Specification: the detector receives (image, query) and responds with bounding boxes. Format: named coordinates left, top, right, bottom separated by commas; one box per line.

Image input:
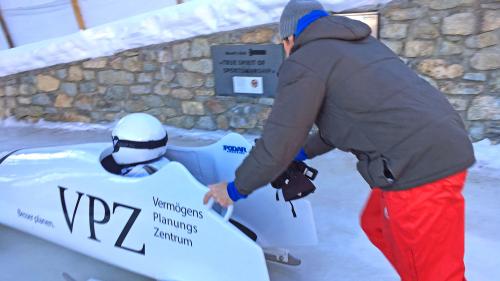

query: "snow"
left=0, top=0, right=390, bottom=77
left=0, top=121, right=499, bottom=281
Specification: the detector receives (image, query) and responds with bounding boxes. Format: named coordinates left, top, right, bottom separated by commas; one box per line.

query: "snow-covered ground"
left=0, top=120, right=499, bottom=281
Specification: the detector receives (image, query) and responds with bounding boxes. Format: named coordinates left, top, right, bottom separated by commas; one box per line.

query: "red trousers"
left=360, top=171, right=467, bottom=281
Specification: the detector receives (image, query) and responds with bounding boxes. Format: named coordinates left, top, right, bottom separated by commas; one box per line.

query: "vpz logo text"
left=58, top=186, right=145, bottom=255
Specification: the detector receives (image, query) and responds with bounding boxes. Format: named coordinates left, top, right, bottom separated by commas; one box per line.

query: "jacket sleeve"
left=234, top=59, right=326, bottom=195
left=304, top=131, right=336, bottom=159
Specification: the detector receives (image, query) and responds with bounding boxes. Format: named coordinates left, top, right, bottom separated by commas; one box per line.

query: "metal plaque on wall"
left=211, top=44, right=284, bottom=97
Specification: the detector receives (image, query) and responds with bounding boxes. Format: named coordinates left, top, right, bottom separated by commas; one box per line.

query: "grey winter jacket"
left=234, top=16, right=475, bottom=195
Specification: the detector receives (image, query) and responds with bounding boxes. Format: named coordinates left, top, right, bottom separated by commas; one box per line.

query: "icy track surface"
left=0, top=120, right=499, bottom=281
left=0, top=0, right=391, bottom=77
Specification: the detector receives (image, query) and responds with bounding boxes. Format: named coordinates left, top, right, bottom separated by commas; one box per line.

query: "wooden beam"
left=71, top=0, right=86, bottom=30
left=0, top=6, right=14, bottom=48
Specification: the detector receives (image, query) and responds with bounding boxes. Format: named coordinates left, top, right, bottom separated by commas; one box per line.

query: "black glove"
left=271, top=161, right=318, bottom=202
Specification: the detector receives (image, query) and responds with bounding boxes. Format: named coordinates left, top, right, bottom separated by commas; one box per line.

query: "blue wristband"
left=227, top=181, right=248, bottom=202
left=294, top=148, right=309, bottom=162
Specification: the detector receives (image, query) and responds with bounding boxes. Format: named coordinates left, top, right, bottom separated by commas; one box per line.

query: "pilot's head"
left=111, top=113, right=168, bottom=166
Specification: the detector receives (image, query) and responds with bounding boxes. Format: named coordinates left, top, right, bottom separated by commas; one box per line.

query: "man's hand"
left=203, top=182, right=234, bottom=208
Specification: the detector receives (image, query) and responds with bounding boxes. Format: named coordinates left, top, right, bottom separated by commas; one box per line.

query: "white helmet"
left=111, top=113, right=168, bottom=165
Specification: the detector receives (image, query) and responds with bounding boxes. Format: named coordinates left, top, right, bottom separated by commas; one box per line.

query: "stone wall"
left=0, top=0, right=499, bottom=141
left=379, top=0, right=500, bottom=141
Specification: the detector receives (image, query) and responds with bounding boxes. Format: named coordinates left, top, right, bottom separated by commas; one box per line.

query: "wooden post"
left=71, top=0, right=86, bottom=30
left=0, top=6, right=14, bottom=48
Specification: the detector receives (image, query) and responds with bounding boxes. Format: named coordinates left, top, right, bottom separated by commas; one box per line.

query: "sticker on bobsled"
left=223, top=145, right=247, bottom=154
left=152, top=196, right=205, bottom=248
left=59, top=186, right=146, bottom=255
left=17, top=208, right=55, bottom=228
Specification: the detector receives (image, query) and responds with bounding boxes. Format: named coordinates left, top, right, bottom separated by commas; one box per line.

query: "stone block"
left=123, top=56, right=144, bottom=72
left=182, top=59, right=213, bottom=74
left=468, top=96, right=500, bottom=120
left=17, top=97, right=31, bottom=105
left=172, top=42, right=191, bottom=61
left=171, top=89, right=193, bottom=100
left=191, top=38, right=211, bottom=58
left=60, top=83, right=78, bottom=96
left=138, top=73, right=154, bottom=83
left=153, top=81, right=171, bottom=96
left=470, top=49, right=500, bottom=70
left=440, top=82, right=484, bottom=95
left=205, top=99, right=235, bottom=114
left=404, top=40, right=435, bottom=57
left=157, top=67, right=176, bottom=82
left=228, top=105, right=261, bottom=129
left=176, top=72, right=205, bottom=88
left=442, top=13, right=476, bottom=35
left=130, top=85, right=151, bottom=95
left=166, top=116, right=196, bottom=129
left=97, top=70, right=134, bottom=85
left=36, top=75, right=60, bottom=92
left=143, top=95, right=165, bottom=108
left=417, top=59, right=464, bottom=79
left=216, top=115, right=229, bottom=130
left=62, top=111, right=91, bottom=123
left=381, top=23, right=408, bottom=39
left=182, top=101, right=205, bottom=115
left=74, top=96, right=94, bottom=111
left=196, top=116, right=217, bottom=130
left=19, top=84, right=36, bottom=96
left=68, top=66, right=84, bottom=82
left=482, top=10, right=500, bottom=32
left=83, top=71, right=96, bottom=81
left=195, top=89, right=215, bottom=96
left=56, top=69, right=67, bottom=79
left=240, top=28, right=275, bottom=43
left=438, top=41, right=464, bottom=55
left=54, top=94, right=73, bottom=108
left=32, top=94, right=52, bottom=105
left=158, top=49, right=173, bottom=63
left=385, top=7, right=426, bottom=20
left=83, top=58, right=108, bottom=69
left=465, top=31, right=499, bottom=49
left=79, top=82, right=98, bottom=93
left=463, top=73, right=487, bottom=82
left=429, top=0, right=475, bottom=10
left=412, top=21, right=439, bottom=39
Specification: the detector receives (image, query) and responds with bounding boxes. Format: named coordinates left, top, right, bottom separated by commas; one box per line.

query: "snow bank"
left=0, top=0, right=390, bottom=77
left=471, top=139, right=500, bottom=173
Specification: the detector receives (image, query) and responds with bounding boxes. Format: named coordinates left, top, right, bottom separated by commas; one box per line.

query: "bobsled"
left=0, top=133, right=317, bottom=281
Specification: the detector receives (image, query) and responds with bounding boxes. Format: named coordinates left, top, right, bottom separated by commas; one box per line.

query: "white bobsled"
left=0, top=133, right=317, bottom=281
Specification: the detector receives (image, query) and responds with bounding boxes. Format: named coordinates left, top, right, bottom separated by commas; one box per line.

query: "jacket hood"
left=293, top=15, right=372, bottom=51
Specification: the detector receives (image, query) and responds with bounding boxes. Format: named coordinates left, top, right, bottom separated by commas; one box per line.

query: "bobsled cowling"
left=0, top=133, right=317, bottom=281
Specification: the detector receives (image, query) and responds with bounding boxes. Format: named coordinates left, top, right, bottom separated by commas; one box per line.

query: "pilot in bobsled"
left=0, top=113, right=319, bottom=281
